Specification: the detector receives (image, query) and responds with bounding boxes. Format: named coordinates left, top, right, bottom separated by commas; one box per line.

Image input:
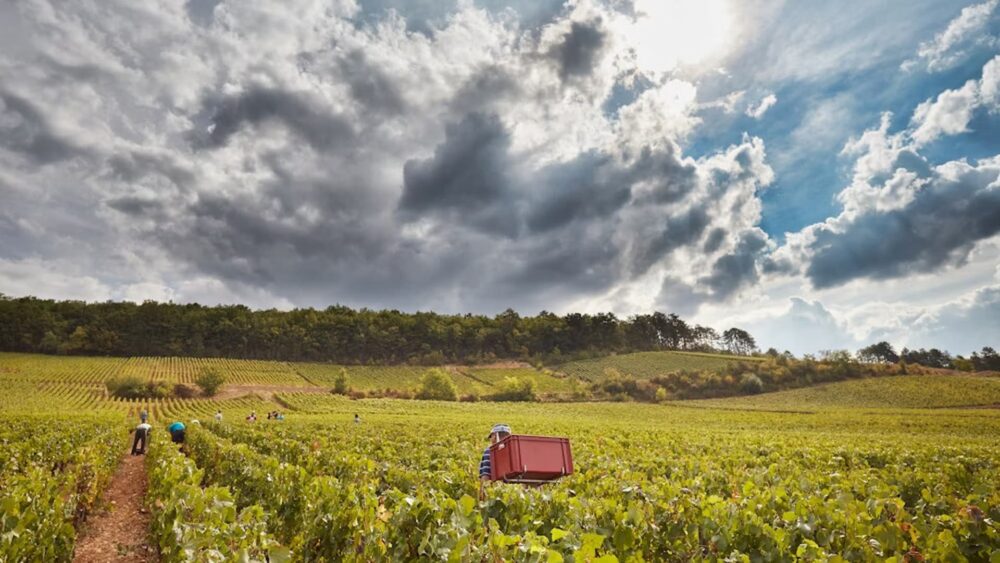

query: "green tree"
left=490, top=377, right=537, bottom=402
left=722, top=328, right=757, bottom=356
left=857, top=341, right=899, bottom=364
left=195, top=367, right=226, bottom=397
left=332, top=368, right=349, bottom=395
left=416, top=368, right=458, bottom=401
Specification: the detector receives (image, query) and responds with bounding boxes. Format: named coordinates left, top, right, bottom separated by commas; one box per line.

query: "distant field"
left=0, top=353, right=125, bottom=384
left=460, top=367, right=579, bottom=393
left=293, top=364, right=475, bottom=393
left=554, top=350, right=759, bottom=380
left=687, top=374, right=1000, bottom=410
left=0, top=352, right=311, bottom=386
left=294, top=363, right=576, bottom=395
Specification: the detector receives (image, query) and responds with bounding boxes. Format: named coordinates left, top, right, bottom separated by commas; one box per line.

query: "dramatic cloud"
left=0, top=0, right=997, bottom=354
left=0, top=92, right=81, bottom=164
left=776, top=126, right=1000, bottom=289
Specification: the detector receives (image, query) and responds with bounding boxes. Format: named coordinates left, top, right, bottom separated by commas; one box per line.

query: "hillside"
left=553, top=350, right=759, bottom=380
left=686, top=374, right=1000, bottom=410
left=0, top=352, right=577, bottom=398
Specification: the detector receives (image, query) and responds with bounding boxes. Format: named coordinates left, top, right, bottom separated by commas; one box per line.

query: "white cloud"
left=745, top=93, right=777, bottom=119
left=903, top=0, right=998, bottom=72
left=910, top=79, right=980, bottom=145
left=908, top=54, right=1000, bottom=146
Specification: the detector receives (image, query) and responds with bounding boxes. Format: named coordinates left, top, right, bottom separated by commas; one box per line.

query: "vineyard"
left=0, top=352, right=311, bottom=386
left=554, top=351, right=761, bottom=381
left=294, top=362, right=577, bottom=396
left=688, top=374, right=1000, bottom=410
left=2, top=353, right=1000, bottom=561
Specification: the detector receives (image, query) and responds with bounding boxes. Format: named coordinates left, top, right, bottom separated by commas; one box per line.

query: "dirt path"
left=73, top=452, right=158, bottom=563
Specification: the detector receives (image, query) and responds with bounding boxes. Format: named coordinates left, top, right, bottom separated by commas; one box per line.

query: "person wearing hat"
left=479, top=423, right=512, bottom=499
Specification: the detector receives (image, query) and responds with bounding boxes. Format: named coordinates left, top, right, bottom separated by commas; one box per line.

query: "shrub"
left=739, top=373, right=764, bottom=395
left=655, top=387, right=669, bottom=402
left=195, top=367, right=226, bottom=397
left=106, top=376, right=174, bottom=399
left=332, top=368, right=349, bottom=395
left=489, top=377, right=537, bottom=402
left=415, top=368, right=458, bottom=401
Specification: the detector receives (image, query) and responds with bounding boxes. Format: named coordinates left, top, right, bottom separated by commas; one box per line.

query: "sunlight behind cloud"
left=628, top=0, right=734, bottom=73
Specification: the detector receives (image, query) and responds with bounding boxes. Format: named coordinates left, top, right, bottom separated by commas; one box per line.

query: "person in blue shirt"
left=479, top=423, right=512, bottom=499
left=168, top=421, right=186, bottom=444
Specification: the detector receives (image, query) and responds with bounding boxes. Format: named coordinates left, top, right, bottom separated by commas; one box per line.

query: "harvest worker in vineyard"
left=131, top=419, right=151, bottom=455
left=479, top=423, right=512, bottom=499
left=168, top=420, right=186, bottom=444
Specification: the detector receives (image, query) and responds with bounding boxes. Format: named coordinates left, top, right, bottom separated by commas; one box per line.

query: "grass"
left=685, top=374, right=1000, bottom=410
left=553, top=350, right=760, bottom=381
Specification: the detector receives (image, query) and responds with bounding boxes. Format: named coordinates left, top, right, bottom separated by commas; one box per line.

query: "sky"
left=0, top=0, right=998, bottom=355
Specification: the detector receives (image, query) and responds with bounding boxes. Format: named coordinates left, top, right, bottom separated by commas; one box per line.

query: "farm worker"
left=139, top=409, right=148, bottom=423
left=168, top=421, right=186, bottom=444
left=214, top=410, right=223, bottom=422
left=247, top=411, right=257, bottom=423
left=131, top=421, right=152, bottom=455
left=276, top=412, right=285, bottom=421
left=354, top=413, right=361, bottom=424
left=479, top=423, right=512, bottom=499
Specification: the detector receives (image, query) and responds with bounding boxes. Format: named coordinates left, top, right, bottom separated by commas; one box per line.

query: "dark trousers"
left=170, top=429, right=185, bottom=444
left=131, top=428, right=148, bottom=455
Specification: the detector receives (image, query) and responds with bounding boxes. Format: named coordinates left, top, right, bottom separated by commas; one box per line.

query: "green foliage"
left=0, top=296, right=730, bottom=363
left=195, top=367, right=227, bottom=397
left=180, top=399, right=1000, bottom=561
left=0, top=415, right=122, bottom=562
left=146, top=433, right=279, bottom=561
left=488, top=376, right=538, bottom=402
left=105, top=375, right=174, bottom=399
left=416, top=368, right=459, bottom=401
left=332, top=368, right=349, bottom=395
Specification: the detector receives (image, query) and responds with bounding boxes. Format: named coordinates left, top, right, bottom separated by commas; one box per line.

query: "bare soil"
left=73, top=453, right=158, bottom=563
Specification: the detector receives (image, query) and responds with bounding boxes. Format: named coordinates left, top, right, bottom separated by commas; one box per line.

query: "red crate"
left=489, top=435, right=573, bottom=484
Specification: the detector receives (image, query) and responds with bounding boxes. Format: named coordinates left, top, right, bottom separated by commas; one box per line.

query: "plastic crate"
left=489, top=434, right=573, bottom=484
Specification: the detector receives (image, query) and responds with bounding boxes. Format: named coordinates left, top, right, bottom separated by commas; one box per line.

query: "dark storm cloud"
left=0, top=91, right=79, bottom=164
left=399, top=113, right=520, bottom=236
left=526, top=151, right=632, bottom=233
left=550, top=20, right=607, bottom=81
left=805, top=162, right=1000, bottom=288
left=631, top=146, right=699, bottom=204
left=631, top=207, right=711, bottom=276
left=700, top=230, right=769, bottom=299
left=190, top=87, right=355, bottom=150
left=703, top=228, right=727, bottom=253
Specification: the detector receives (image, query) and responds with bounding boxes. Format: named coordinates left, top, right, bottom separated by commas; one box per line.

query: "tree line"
left=856, top=341, right=999, bottom=371
left=0, top=294, right=758, bottom=364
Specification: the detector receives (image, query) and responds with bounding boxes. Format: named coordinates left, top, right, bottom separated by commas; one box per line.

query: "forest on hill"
left=0, top=294, right=752, bottom=364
